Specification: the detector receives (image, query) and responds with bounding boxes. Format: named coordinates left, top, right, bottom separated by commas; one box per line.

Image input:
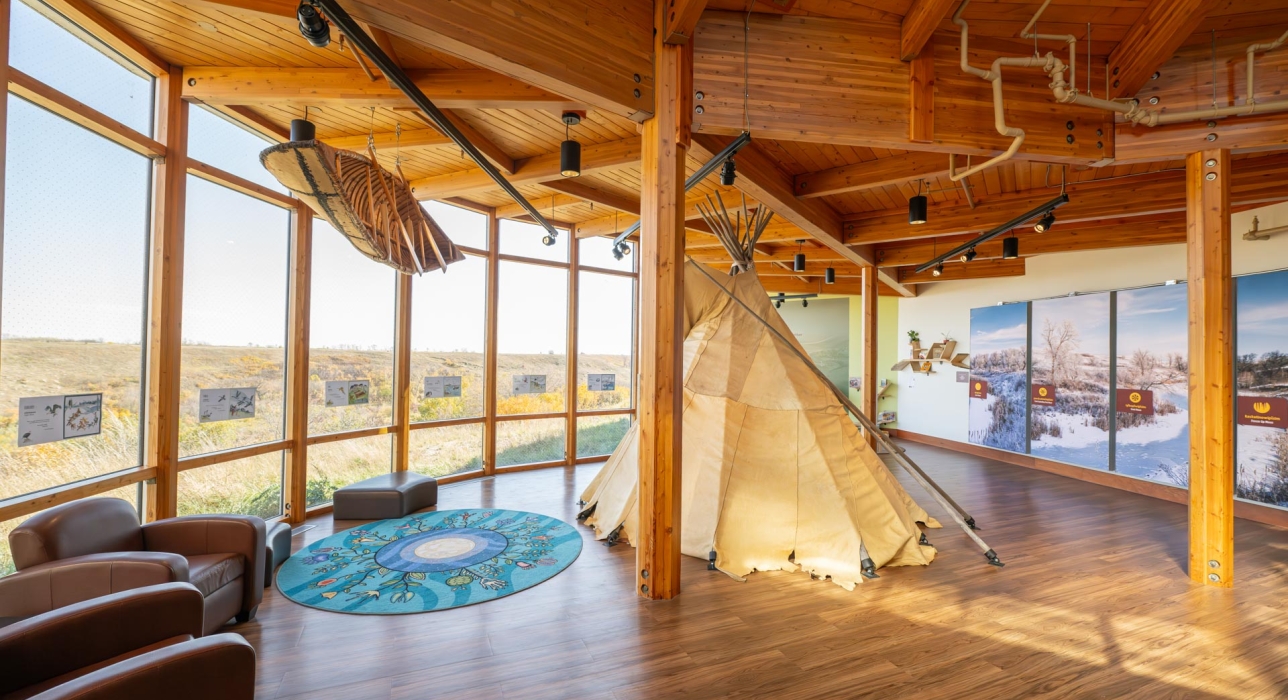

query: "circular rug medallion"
left=276, top=509, right=582, bottom=614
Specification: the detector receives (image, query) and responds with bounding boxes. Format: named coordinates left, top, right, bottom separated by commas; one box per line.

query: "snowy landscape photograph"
left=1236, top=269, right=1288, bottom=509
left=1030, top=294, right=1111, bottom=470
left=1115, top=284, right=1189, bottom=486
left=968, top=303, right=1028, bottom=453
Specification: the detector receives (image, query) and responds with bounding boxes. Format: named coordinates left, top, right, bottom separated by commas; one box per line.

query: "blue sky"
left=1033, top=293, right=1110, bottom=357
left=1237, top=269, right=1288, bottom=358
left=4, top=1, right=633, bottom=357
left=1118, top=283, right=1188, bottom=358
left=970, top=303, right=1027, bottom=354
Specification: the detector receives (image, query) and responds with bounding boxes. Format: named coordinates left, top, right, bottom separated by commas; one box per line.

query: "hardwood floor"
left=233, top=442, right=1288, bottom=699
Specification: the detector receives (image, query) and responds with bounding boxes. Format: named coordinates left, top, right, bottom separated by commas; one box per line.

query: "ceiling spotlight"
left=1034, top=212, right=1056, bottom=233
left=794, top=240, right=806, bottom=272
left=720, top=158, right=737, bottom=186
left=560, top=112, right=582, bottom=177
left=296, top=3, right=331, bottom=47
left=909, top=180, right=928, bottom=225
left=960, top=248, right=977, bottom=263
left=802, top=299, right=809, bottom=308
left=932, top=263, right=944, bottom=277
left=541, top=234, right=556, bottom=246
left=825, top=267, right=836, bottom=284
left=1002, top=236, right=1020, bottom=259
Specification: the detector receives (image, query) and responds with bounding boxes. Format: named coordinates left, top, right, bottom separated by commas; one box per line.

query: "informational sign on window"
left=512, top=375, right=547, bottom=394
left=1115, top=388, right=1154, bottom=415
left=1031, top=383, right=1056, bottom=407
left=587, top=374, right=616, bottom=392
left=1237, top=395, right=1288, bottom=428
left=18, top=393, right=103, bottom=446
left=424, top=376, right=462, bottom=399
left=969, top=379, right=989, bottom=399
left=325, top=380, right=371, bottom=407
left=200, top=387, right=257, bottom=423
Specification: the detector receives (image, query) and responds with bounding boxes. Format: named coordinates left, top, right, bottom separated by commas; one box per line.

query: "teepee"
left=579, top=249, right=945, bottom=589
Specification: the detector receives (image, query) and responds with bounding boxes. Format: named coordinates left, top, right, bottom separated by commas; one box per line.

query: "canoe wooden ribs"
left=260, top=139, right=465, bottom=275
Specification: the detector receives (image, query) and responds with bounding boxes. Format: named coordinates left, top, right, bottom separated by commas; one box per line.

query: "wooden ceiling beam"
left=324, top=128, right=450, bottom=150
left=662, top=0, right=709, bottom=45
left=900, top=0, right=956, bottom=61
left=175, top=0, right=654, bottom=120
left=759, top=276, right=905, bottom=298
left=540, top=179, right=641, bottom=215
left=409, top=137, right=641, bottom=199
left=8, top=69, right=164, bottom=158
left=217, top=106, right=289, bottom=141
left=845, top=152, right=1288, bottom=245
left=36, top=0, right=169, bottom=76
left=897, top=258, right=1026, bottom=283
left=181, top=67, right=582, bottom=111
left=1106, top=0, right=1220, bottom=100
left=794, top=151, right=948, bottom=199
left=756, top=261, right=866, bottom=278
left=572, top=188, right=765, bottom=237
left=874, top=214, right=1190, bottom=268
left=1116, top=111, right=1288, bottom=164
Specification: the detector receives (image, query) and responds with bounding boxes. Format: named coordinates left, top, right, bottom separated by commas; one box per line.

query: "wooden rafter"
left=794, top=151, right=947, bottom=199
left=1106, top=0, right=1220, bottom=100
left=410, top=138, right=641, bottom=199
left=900, top=0, right=955, bottom=61
left=897, top=258, right=1026, bottom=283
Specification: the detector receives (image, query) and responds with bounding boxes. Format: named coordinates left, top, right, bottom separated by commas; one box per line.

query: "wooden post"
left=143, top=68, right=187, bottom=521
left=636, top=4, right=689, bottom=601
left=393, top=272, right=413, bottom=471
left=566, top=226, right=580, bottom=464
left=1186, top=148, right=1234, bottom=589
left=0, top=0, right=9, bottom=341
left=483, top=208, right=500, bottom=475
left=861, top=265, right=879, bottom=447
left=908, top=38, right=934, bottom=144
left=283, top=203, right=312, bottom=524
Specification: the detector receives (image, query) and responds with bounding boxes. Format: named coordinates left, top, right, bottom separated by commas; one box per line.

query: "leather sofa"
left=0, top=582, right=255, bottom=699
left=1, top=498, right=265, bottom=635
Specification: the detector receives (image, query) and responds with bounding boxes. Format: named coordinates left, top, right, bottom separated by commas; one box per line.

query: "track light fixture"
left=802, top=299, right=809, bottom=308
left=774, top=293, right=786, bottom=309
left=794, top=240, right=806, bottom=272
left=960, top=248, right=977, bottom=263
left=932, top=263, right=944, bottom=277
left=1002, top=236, right=1020, bottom=259
left=909, top=180, right=928, bottom=225
left=560, top=112, right=582, bottom=178
left=720, top=158, right=737, bottom=186
left=825, top=267, right=836, bottom=284
left=296, top=3, right=331, bottom=47
left=1034, top=212, right=1056, bottom=233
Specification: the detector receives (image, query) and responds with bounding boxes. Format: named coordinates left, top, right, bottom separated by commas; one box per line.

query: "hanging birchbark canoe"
left=260, top=138, right=465, bottom=275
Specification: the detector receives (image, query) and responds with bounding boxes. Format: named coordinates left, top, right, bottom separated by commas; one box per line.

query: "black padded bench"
left=332, top=472, right=439, bottom=521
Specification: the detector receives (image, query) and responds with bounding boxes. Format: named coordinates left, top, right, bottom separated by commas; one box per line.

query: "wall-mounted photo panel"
left=199, top=387, right=257, bottom=423
left=1236, top=269, right=1288, bottom=508
left=1030, top=294, right=1111, bottom=469
left=587, top=374, right=616, bottom=392
left=512, top=374, right=547, bottom=395
left=1114, top=284, right=1189, bottom=486
left=424, top=376, right=463, bottom=399
left=967, top=303, right=1029, bottom=453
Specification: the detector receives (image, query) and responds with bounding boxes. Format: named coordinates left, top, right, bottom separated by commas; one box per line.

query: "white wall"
left=894, top=201, right=1288, bottom=442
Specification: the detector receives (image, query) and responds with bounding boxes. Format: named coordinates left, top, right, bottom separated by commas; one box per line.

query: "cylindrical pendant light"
left=825, top=267, right=836, bottom=284
left=290, top=117, right=316, bottom=141
left=1002, top=236, right=1020, bottom=259
left=909, top=180, right=928, bottom=225
left=560, top=112, right=581, bottom=177
left=793, top=239, right=806, bottom=272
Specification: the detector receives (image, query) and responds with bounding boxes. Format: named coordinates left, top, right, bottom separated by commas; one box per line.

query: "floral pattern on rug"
left=276, top=509, right=583, bottom=614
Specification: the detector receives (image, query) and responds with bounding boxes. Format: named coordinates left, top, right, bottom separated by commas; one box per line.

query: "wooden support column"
left=908, top=39, right=934, bottom=144
left=861, top=266, right=879, bottom=446
left=636, top=6, right=689, bottom=601
left=1186, top=148, right=1234, bottom=588
left=283, top=203, right=312, bottom=524
left=483, top=209, right=501, bottom=475
left=566, top=228, right=580, bottom=465
left=143, top=68, right=187, bottom=521
left=393, top=272, right=413, bottom=471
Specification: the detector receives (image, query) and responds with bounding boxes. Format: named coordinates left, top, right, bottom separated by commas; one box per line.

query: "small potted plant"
left=907, top=330, right=921, bottom=357
left=940, top=332, right=957, bottom=360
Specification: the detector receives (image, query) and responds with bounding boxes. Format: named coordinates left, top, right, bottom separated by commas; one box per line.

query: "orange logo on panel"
left=974, top=382, right=982, bottom=391
left=1129, top=392, right=1142, bottom=404
left=1038, top=387, right=1048, bottom=397
left=1255, top=402, right=1271, bottom=414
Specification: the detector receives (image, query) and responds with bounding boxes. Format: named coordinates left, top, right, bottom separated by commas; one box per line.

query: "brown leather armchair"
left=2, top=498, right=265, bottom=635
left=0, top=582, right=255, bottom=699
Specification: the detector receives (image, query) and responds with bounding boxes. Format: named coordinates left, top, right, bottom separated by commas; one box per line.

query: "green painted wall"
left=848, top=296, right=900, bottom=424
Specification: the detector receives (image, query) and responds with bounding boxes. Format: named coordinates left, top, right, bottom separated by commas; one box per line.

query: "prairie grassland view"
left=0, top=339, right=631, bottom=574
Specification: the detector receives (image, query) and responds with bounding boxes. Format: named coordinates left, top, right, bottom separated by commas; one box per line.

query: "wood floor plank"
left=223, top=441, right=1288, bottom=699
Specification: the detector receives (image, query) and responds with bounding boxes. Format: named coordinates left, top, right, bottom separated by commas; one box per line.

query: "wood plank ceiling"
left=74, top=0, right=1288, bottom=296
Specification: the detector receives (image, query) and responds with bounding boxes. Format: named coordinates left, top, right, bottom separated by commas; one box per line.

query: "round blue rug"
left=276, top=509, right=582, bottom=614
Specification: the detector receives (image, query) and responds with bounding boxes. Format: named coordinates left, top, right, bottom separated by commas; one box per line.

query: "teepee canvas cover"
left=580, top=260, right=940, bottom=590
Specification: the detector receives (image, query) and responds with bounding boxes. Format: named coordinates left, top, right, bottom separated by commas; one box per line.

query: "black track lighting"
left=959, top=248, right=977, bottom=263
left=720, top=158, right=737, bottom=186
left=560, top=112, right=581, bottom=177
left=1034, top=212, right=1056, bottom=233
left=802, top=299, right=809, bottom=308
left=825, top=267, right=836, bottom=284
left=542, top=234, right=556, bottom=246
left=794, top=240, right=806, bottom=272
left=611, top=241, right=631, bottom=260
left=297, top=3, right=331, bottom=47
left=1002, top=236, right=1020, bottom=259
left=932, top=263, right=944, bottom=277
left=909, top=180, right=928, bottom=225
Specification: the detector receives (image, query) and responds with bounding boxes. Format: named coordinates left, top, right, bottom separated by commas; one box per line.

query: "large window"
left=501, top=218, right=567, bottom=263
left=0, top=95, right=151, bottom=501
left=424, top=200, right=488, bottom=250
left=411, top=251, right=487, bottom=422
left=577, top=271, right=633, bottom=412
left=497, top=262, right=567, bottom=415
left=188, top=106, right=286, bottom=194
left=307, top=434, right=392, bottom=507
left=410, top=423, right=483, bottom=477
left=308, top=221, right=397, bottom=435
left=0, top=485, right=139, bottom=576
